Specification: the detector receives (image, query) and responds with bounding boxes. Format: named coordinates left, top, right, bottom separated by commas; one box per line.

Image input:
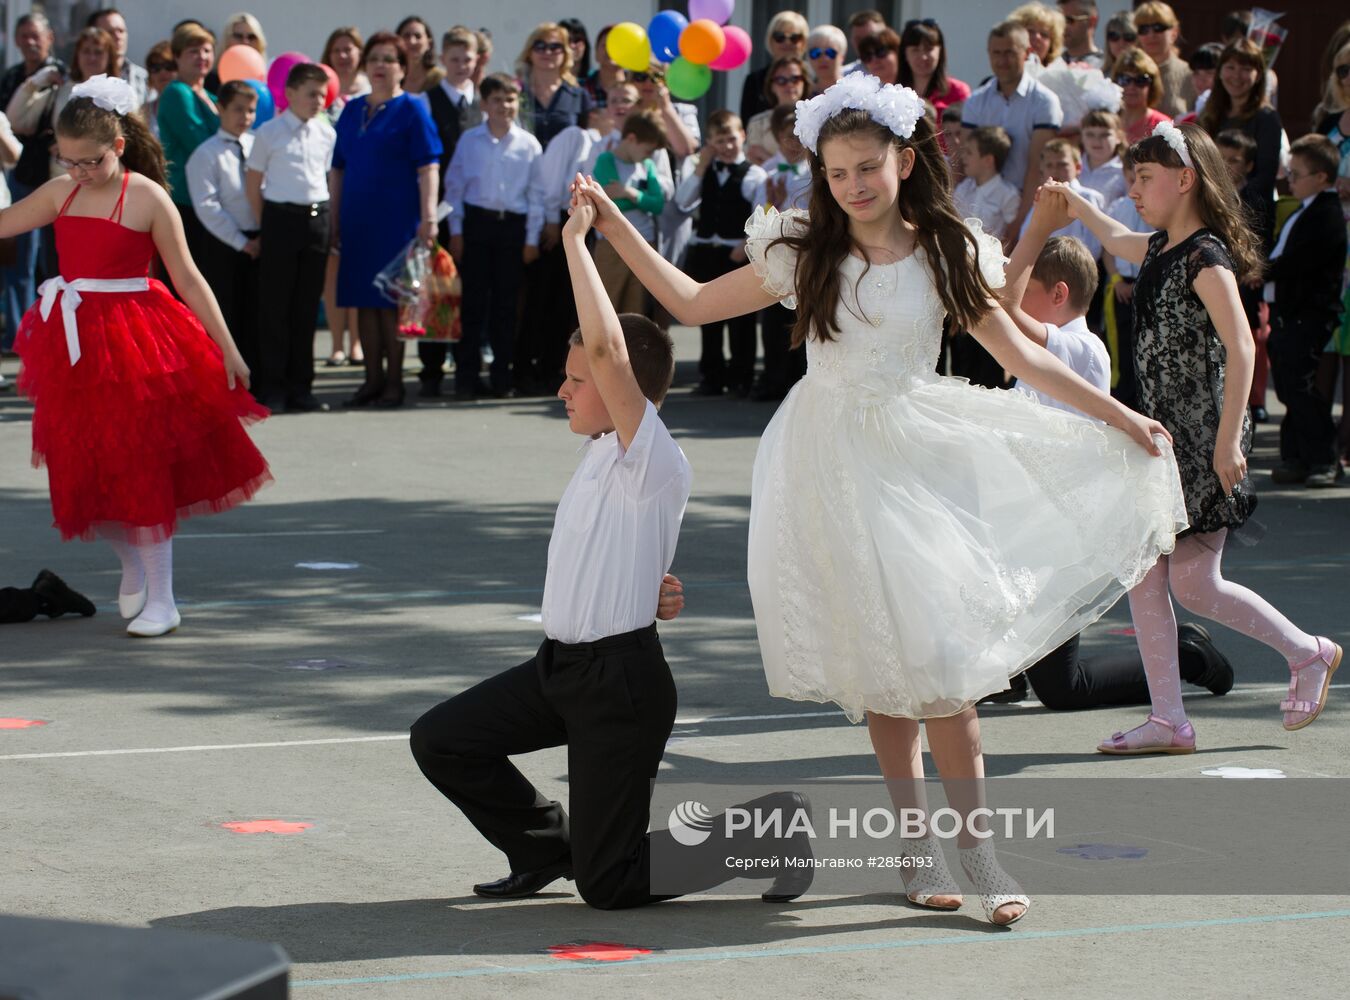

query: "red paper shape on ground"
left=1107, top=627, right=1137, bottom=636
left=546, top=941, right=654, bottom=962
left=220, top=819, right=313, bottom=834
left=0, top=718, right=48, bottom=729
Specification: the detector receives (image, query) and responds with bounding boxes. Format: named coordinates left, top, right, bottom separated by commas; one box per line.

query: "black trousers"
left=198, top=231, right=261, bottom=376
left=1268, top=312, right=1337, bottom=467
left=686, top=243, right=756, bottom=391
left=410, top=624, right=677, bottom=909
left=757, top=302, right=805, bottom=396
left=455, top=206, right=525, bottom=394
left=1024, top=633, right=1212, bottom=711
left=948, top=329, right=1010, bottom=389
left=165, top=203, right=209, bottom=301
left=257, top=202, right=329, bottom=403
left=0, top=586, right=41, bottom=623
left=1108, top=281, right=1138, bottom=409
left=515, top=211, right=577, bottom=392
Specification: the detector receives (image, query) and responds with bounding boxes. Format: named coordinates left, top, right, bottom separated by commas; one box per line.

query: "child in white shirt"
left=953, top=126, right=1020, bottom=241
left=1016, top=139, right=1105, bottom=260
left=1078, top=109, right=1127, bottom=206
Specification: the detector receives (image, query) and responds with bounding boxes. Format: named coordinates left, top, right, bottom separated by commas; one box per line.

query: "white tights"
left=106, top=536, right=177, bottom=622
left=1128, top=529, right=1318, bottom=727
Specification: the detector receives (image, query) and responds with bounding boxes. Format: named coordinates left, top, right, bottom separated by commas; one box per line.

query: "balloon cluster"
left=606, top=0, right=750, bottom=101
left=217, top=45, right=340, bottom=126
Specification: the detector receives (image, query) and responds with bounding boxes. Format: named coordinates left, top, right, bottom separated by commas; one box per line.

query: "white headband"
left=794, top=74, right=925, bottom=154
left=1152, top=119, right=1193, bottom=170
left=70, top=74, right=136, bottom=116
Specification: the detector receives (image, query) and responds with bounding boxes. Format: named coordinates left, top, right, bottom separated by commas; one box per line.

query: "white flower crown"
left=794, top=74, right=926, bottom=154
left=1151, top=119, right=1193, bottom=169
left=70, top=74, right=136, bottom=116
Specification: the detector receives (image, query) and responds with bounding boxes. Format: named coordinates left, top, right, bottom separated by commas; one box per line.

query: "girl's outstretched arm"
left=146, top=179, right=250, bottom=390
left=1193, top=265, right=1254, bottom=494
left=969, top=299, right=1171, bottom=456
left=572, top=173, right=776, bottom=325
left=0, top=177, right=62, bottom=239
left=1039, top=180, right=1151, bottom=265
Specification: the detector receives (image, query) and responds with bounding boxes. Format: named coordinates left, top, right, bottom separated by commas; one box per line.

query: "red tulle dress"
left=15, top=172, right=271, bottom=543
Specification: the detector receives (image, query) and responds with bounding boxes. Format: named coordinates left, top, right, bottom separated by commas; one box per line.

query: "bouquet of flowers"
left=375, top=238, right=462, bottom=342
left=1247, top=9, right=1288, bottom=70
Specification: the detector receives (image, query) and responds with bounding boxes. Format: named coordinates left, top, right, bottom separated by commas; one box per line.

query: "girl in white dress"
left=569, top=75, right=1186, bottom=926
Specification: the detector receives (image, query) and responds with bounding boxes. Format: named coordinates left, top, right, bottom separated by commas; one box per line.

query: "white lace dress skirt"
left=748, top=374, right=1187, bottom=721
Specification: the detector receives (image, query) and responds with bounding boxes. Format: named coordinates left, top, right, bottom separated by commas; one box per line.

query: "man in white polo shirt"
left=962, top=21, right=1063, bottom=234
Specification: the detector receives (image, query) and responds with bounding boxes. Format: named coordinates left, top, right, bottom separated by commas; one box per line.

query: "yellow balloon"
left=606, top=21, right=652, bottom=73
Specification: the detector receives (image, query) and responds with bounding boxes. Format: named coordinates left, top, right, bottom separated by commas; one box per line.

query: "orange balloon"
left=217, top=44, right=266, bottom=83
left=679, top=19, right=726, bottom=66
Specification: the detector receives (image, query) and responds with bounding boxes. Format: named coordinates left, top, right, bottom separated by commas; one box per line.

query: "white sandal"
left=959, top=840, right=1030, bottom=926
left=897, top=834, right=963, bottom=910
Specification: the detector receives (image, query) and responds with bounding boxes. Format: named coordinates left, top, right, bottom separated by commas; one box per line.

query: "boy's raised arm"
left=562, top=174, right=649, bottom=450
left=996, top=194, right=1067, bottom=348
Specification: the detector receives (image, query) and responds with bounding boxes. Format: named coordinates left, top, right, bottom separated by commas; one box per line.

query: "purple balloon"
left=689, top=0, right=735, bottom=26
left=266, top=51, right=310, bottom=112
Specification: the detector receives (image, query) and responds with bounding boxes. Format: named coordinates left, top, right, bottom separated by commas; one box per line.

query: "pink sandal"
left=1097, top=713, right=1196, bottom=755
left=1281, top=638, right=1342, bottom=731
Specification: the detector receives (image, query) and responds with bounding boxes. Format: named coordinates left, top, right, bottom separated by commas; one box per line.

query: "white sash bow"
left=38, top=276, right=151, bottom=366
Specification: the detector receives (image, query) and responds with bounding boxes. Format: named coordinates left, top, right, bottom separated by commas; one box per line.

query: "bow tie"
left=776, top=162, right=798, bottom=173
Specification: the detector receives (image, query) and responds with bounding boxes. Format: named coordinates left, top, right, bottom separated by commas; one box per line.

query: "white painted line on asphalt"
left=174, top=529, right=387, bottom=539
left=3, top=686, right=1344, bottom=762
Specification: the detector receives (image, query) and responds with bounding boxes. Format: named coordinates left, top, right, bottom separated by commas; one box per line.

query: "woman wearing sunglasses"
left=516, top=21, right=592, bottom=150
left=805, top=25, right=846, bottom=92
left=745, top=55, right=809, bottom=165
left=897, top=19, right=969, bottom=125
left=1131, top=2, right=1192, bottom=117
left=1110, top=48, right=1170, bottom=145
left=1103, top=13, right=1138, bottom=69
left=739, top=11, right=807, bottom=124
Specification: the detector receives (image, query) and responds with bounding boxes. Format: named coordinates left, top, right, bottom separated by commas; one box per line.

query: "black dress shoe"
left=691, top=380, right=724, bottom=397
left=978, top=671, right=1029, bottom=705
left=418, top=379, right=442, bottom=398
left=342, top=384, right=383, bottom=409
left=32, top=569, right=96, bottom=618
left=1178, top=622, right=1234, bottom=695
left=472, top=860, right=573, bottom=899
left=1270, top=461, right=1309, bottom=485
left=761, top=791, right=814, bottom=902
left=1249, top=405, right=1268, bottom=423
left=287, top=394, right=330, bottom=413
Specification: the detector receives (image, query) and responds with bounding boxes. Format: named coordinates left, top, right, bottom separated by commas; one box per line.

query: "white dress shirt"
left=1016, top=179, right=1105, bottom=259
left=537, top=124, right=601, bottom=218
left=186, top=128, right=258, bottom=251
left=1079, top=156, right=1127, bottom=206
left=542, top=401, right=692, bottom=644
left=1105, top=194, right=1150, bottom=279
left=954, top=173, right=1022, bottom=240
left=1014, top=315, right=1110, bottom=419
left=246, top=109, right=335, bottom=204
left=445, top=121, right=545, bottom=245
left=961, top=73, right=1064, bottom=190
left=754, top=152, right=811, bottom=211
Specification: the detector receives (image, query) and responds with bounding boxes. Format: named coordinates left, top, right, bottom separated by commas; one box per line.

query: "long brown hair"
left=774, top=109, right=996, bottom=347
left=71, top=27, right=120, bottom=82
left=1123, top=122, right=1262, bottom=282
left=56, top=96, right=168, bottom=190
left=1198, top=39, right=1267, bottom=133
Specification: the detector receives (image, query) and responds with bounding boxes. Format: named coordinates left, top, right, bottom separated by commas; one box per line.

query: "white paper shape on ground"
left=295, top=562, right=361, bottom=570
left=516, top=613, right=543, bottom=622
left=1201, top=766, right=1286, bottom=779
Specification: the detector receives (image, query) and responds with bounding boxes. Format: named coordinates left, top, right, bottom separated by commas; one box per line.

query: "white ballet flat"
left=127, top=609, right=181, bottom=638
left=118, top=584, right=148, bottom=620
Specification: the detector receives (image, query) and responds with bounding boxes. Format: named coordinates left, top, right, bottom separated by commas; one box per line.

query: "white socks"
left=107, top=538, right=146, bottom=599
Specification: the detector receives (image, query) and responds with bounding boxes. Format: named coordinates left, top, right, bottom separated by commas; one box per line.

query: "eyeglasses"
left=147, top=60, right=175, bottom=73
left=1107, top=31, right=1138, bottom=43
left=532, top=41, right=565, bottom=54
left=903, top=19, right=938, bottom=31
left=230, top=31, right=259, bottom=43
left=1336, top=64, right=1350, bottom=81
left=56, top=150, right=109, bottom=171
left=772, top=74, right=805, bottom=87
left=1135, top=23, right=1172, bottom=35
left=808, top=47, right=838, bottom=60
left=631, top=71, right=662, bottom=83
left=862, top=49, right=893, bottom=61
left=367, top=54, right=400, bottom=65
left=1116, top=73, right=1153, bottom=88
left=772, top=32, right=804, bottom=44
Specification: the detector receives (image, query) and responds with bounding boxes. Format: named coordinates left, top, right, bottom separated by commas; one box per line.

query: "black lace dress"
left=1132, top=228, right=1256, bottom=536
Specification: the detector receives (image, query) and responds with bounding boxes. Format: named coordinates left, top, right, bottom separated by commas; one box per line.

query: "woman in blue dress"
left=332, top=31, right=442, bottom=408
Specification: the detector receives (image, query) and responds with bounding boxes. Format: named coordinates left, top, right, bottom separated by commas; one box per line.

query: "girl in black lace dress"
left=1046, top=121, right=1341, bottom=754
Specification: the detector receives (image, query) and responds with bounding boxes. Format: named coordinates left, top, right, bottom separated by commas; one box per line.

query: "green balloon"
left=666, top=57, right=712, bottom=100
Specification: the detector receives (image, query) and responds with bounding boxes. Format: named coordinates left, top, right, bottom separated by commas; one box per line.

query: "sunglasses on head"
left=1115, top=73, right=1152, bottom=88
left=808, top=47, right=838, bottom=60
left=1107, top=31, right=1138, bottom=43
left=532, top=40, right=565, bottom=53
left=772, top=32, right=804, bottom=44
left=1336, top=64, right=1350, bottom=81
left=1135, top=23, right=1172, bottom=35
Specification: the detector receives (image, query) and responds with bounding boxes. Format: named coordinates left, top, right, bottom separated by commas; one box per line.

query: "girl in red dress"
left=3, top=75, right=270, bottom=637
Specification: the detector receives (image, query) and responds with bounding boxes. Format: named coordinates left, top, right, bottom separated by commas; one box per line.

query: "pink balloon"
left=690, top=0, right=735, bottom=25
left=266, top=51, right=310, bottom=112
left=319, top=63, right=339, bottom=109
left=708, top=25, right=751, bottom=71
